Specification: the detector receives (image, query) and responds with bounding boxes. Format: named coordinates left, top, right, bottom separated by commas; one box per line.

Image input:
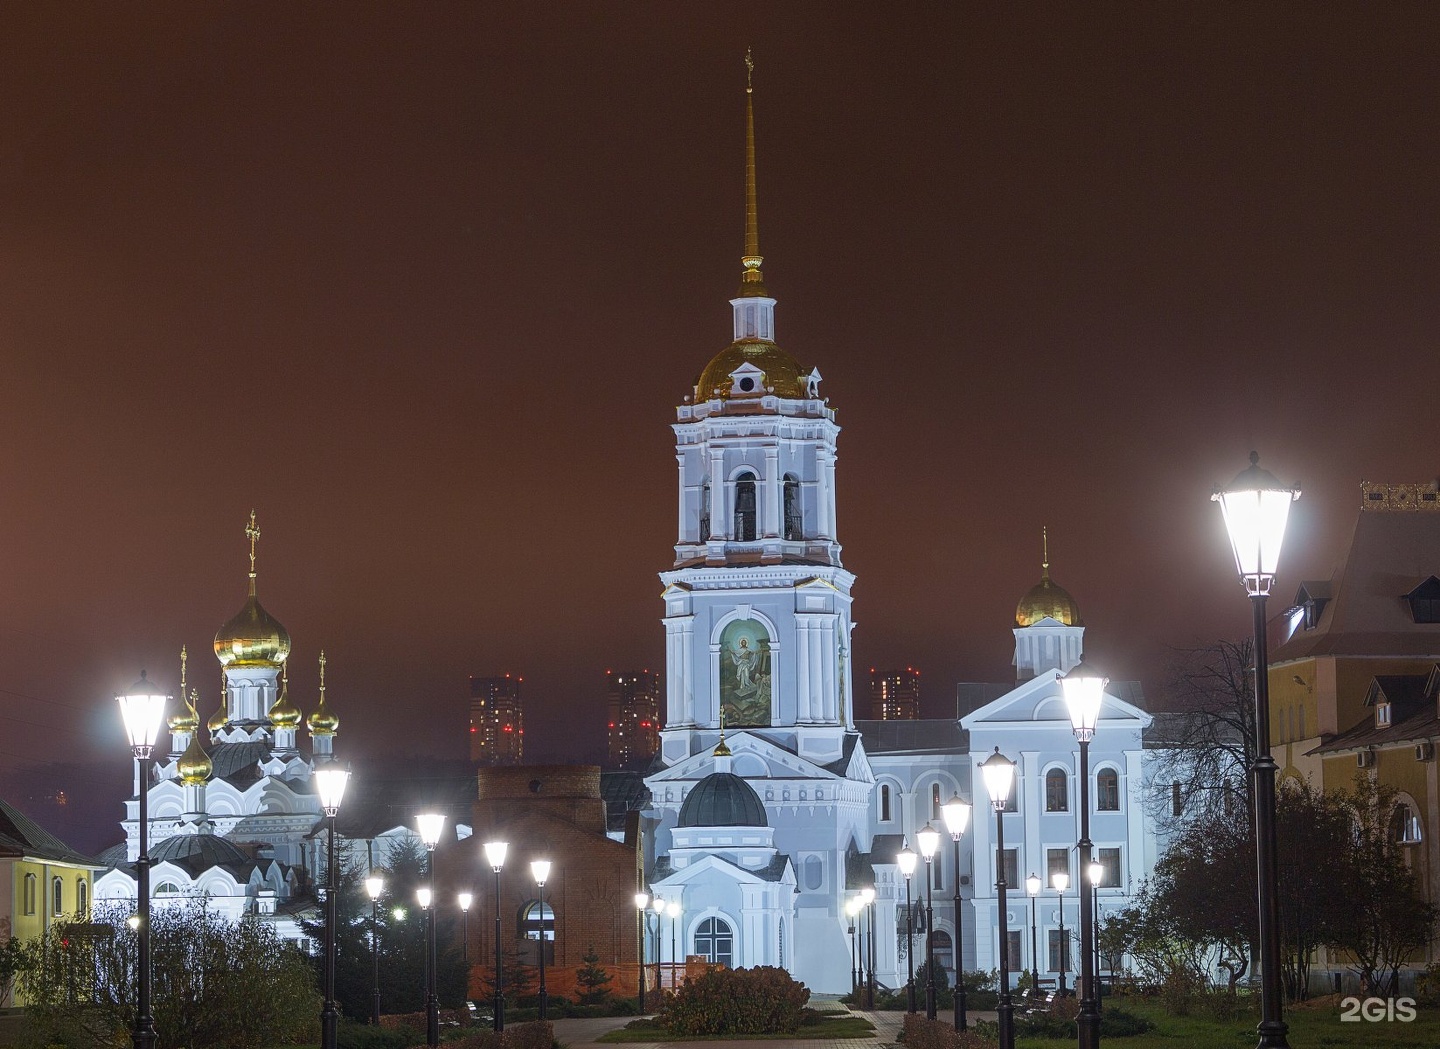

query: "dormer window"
left=1376, top=701, right=1392, bottom=727
left=1404, top=576, right=1440, bottom=624
left=728, top=362, right=766, bottom=398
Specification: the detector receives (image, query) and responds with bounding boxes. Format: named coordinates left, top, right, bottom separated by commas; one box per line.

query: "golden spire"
left=1042, top=525, right=1050, bottom=580
left=739, top=48, right=768, bottom=298
left=308, top=650, right=339, bottom=736
left=268, top=663, right=303, bottom=731
left=245, top=509, right=261, bottom=595
left=207, top=669, right=228, bottom=735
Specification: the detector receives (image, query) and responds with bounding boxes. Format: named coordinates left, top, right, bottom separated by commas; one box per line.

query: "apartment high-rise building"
left=605, top=669, right=660, bottom=769
left=470, top=674, right=524, bottom=766
left=869, top=667, right=921, bottom=720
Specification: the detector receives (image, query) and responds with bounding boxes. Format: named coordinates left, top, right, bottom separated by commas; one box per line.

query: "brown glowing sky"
left=2, top=5, right=1437, bottom=843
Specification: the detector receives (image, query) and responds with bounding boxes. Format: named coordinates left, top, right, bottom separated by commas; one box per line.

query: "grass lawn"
left=598, top=1015, right=877, bottom=1042
left=1015, top=997, right=1440, bottom=1049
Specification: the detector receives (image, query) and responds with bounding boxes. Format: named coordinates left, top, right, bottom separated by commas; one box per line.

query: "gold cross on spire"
left=1042, top=525, right=1051, bottom=578
left=180, top=644, right=188, bottom=694
left=246, top=509, right=261, bottom=579
left=745, top=47, right=754, bottom=93
left=318, top=650, right=327, bottom=699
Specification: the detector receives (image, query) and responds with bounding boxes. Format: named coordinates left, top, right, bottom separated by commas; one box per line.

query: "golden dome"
left=268, top=679, right=303, bottom=731
left=207, top=692, right=228, bottom=735
left=214, top=588, right=291, bottom=667
left=307, top=652, right=338, bottom=736
left=1015, top=565, right=1082, bottom=627
left=178, top=734, right=213, bottom=785
left=695, top=339, right=808, bottom=401
left=168, top=700, right=200, bottom=735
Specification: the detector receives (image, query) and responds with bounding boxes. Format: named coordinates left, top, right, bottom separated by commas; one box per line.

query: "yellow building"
left=1268, top=481, right=1440, bottom=969
left=0, top=797, right=96, bottom=1004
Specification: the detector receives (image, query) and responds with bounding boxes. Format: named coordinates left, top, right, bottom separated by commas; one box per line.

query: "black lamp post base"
left=1256, top=1019, right=1291, bottom=1048
left=997, top=999, right=1014, bottom=1049
left=131, top=1021, right=157, bottom=1049
left=1077, top=1008, right=1099, bottom=1049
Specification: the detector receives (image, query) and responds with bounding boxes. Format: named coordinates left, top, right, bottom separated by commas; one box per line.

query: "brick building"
left=466, top=765, right=644, bottom=998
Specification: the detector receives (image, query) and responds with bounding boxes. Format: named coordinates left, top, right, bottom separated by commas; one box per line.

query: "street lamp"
left=634, top=892, right=651, bottom=1012
left=666, top=900, right=681, bottom=985
left=896, top=842, right=918, bottom=1014
left=459, top=892, right=473, bottom=964
left=941, top=793, right=972, bottom=1031
left=859, top=885, right=876, bottom=1009
left=1088, top=859, right=1104, bottom=1011
left=1214, top=451, right=1299, bottom=1049
left=365, top=875, right=384, bottom=1025
left=1051, top=871, right=1070, bottom=997
left=531, top=860, right=552, bottom=1019
left=651, top=896, right=666, bottom=991
left=315, top=762, right=350, bottom=1049
left=1025, top=873, right=1041, bottom=995
left=417, top=813, right=446, bottom=1048
left=846, top=897, right=859, bottom=996
left=484, top=841, right=509, bottom=1032
left=1062, top=660, right=1106, bottom=1048
left=916, top=823, right=940, bottom=1019
left=118, top=671, right=168, bottom=1049
left=980, top=747, right=1017, bottom=1049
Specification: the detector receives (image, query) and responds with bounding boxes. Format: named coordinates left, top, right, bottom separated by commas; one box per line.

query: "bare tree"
left=1145, top=638, right=1257, bottom=829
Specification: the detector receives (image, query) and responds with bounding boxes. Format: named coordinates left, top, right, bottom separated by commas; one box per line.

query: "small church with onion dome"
left=95, top=513, right=364, bottom=940
left=641, top=59, right=1160, bottom=996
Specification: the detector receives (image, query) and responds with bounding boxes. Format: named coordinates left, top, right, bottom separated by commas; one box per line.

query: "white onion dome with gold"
left=177, top=734, right=213, bottom=785
left=1015, top=564, right=1081, bottom=627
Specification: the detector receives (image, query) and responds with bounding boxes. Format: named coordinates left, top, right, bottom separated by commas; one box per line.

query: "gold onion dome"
left=696, top=340, right=809, bottom=401
left=307, top=652, right=339, bottom=736
left=269, top=675, right=303, bottom=731
left=168, top=649, right=199, bottom=732
left=214, top=511, right=292, bottom=667
left=207, top=699, right=228, bottom=735
left=178, top=734, right=213, bottom=785
left=1015, top=529, right=1081, bottom=627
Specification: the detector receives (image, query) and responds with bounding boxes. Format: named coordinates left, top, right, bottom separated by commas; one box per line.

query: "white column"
left=816, top=450, right=833, bottom=539
left=676, top=455, right=688, bottom=542
left=820, top=616, right=838, bottom=723
left=824, top=450, right=838, bottom=541
left=709, top=452, right=726, bottom=540
left=709, top=641, right=722, bottom=726
left=681, top=617, right=696, bottom=726
left=796, top=618, right=813, bottom=723
left=763, top=448, right=780, bottom=537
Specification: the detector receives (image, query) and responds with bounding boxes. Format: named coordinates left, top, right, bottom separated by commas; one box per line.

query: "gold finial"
left=1042, top=526, right=1051, bottom=580
left=208, top=670, right=228, bottom=735
left=245, top=509, right=260, bottom=584
left=740, top=49, right=767, bottom=297
left=309, top=649, right=339, bottom=736
left=319, top=650, right=327, bottom=697
left=180, top=645, right=188, bottom=696
left=188, top=688, right=200, bottom=718
left=713, top=709, right=732, bottom=757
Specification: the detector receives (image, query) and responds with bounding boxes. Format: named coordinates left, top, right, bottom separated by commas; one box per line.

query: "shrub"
left=574, top=946, right=613, bottom=1005
left=1098, top=1006, right=1154, bottom=1037
left=902, top=1012, right=998, bottom=1049
left=410, top=1021, right=551, bottom=1049
left=337, top=1019, right=414, bottom=1049
left=662, top=966, right=810, bottom=1035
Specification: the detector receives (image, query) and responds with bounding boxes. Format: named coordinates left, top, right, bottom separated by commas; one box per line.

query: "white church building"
left=642, top=71, right=1159, bottom=996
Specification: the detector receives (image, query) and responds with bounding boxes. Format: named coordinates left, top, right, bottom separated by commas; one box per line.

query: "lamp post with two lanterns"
left=416, top=814, right=446, bottom=1048
left=484, top=841, right=509, bottom=1032
left=895, top=842, right=917, bottom=1013
left=118, top=672, right=169, bottom=1049
left=941, top=794, right=972, bottom=1031
left=365, top=875, right=384, bottom=1025
left=1213, top=451, right=1300, bottom=1049
left=979, top=748, right=1017, bottom=1049
left=915, top=823, right=940, bottom=1020
left=315, top=763, right=350, bottom=1049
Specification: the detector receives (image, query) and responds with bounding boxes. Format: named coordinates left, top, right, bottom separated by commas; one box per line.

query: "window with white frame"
left=1045, top=768, right=1068, bottom=812
left=1096, top=768, right=1120, bottom=811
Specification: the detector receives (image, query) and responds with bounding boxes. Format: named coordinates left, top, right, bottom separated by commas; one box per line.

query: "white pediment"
left=647, top=731, right=851, bottom=784
left=960, top=670, right=1152, bottom=730
left=651, top=852, right=796, bottom=889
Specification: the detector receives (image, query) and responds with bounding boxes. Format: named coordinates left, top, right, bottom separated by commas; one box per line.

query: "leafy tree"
left=574, top=944, right=613, bottom=1004
left=0, top=919, right=31, bottom=1007
left=17, top=902, right=318, bottom=1049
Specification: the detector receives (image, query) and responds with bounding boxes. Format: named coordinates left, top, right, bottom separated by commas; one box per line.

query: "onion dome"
left=268, top=673, right=302, bottom=731
left=168, top=649, right=200, bottom=733
left=207, top=686, right=229, bottom=735
left=177, top=734, right=213, bottom=785
left=1015, top=527, right=1082, bottom=627
left=307, top=651, right=339, bottom=736
left=214, top=511, right=292, bottom=668
left=678, top=771, right=767, bottom=828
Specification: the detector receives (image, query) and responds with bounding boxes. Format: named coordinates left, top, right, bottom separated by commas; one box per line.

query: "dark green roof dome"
left=678, top=772, right=767, bottom=828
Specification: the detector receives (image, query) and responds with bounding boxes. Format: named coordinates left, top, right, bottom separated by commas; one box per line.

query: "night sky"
left=2, top=5, right=1437, bottom=849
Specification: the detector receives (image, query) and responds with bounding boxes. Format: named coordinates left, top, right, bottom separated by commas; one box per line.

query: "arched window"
left=1096, top=769, right=1120, bottom=812
left=803, top=855, right=823, bottom=890
left=931, top=930, right=954, bottom=980
left=1045, top=769, right=1068, bottom=812
left=733, top=473, right=757, bottom=541
left=521, top=900, right=555, bottom=965
left=23, top=873, right=36, bottom=915
left=695, top=916, right=734, bottom=967
left=51, top=877, right=63, bottom=916
left=1392, top=804, right=1422, bottom=844
left=879, top=784, right=892, bottom=822
left=76, top=880, right=89, bottom=917
left=783, top=476, right=803, bottom=540
left=699, top=480, right=711, bottom=541
left=155, top=882, right=182, bottom=896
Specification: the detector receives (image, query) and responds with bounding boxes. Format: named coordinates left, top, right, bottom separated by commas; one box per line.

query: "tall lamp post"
left=484, top=841, right=509, bottom=1032
left=459, top=892, right=473, bottom=965
left=1025, top=873, right=1041, bottom=995
left=846, top=897, right=859, bottom=995
left=1051, top=871, right=1070, bottom=997
left=417, top=813, right=446, bottom=1048
left=651, top=896, right=666, bottom=990
left=916, top=824, right=940, bottom=1019
left=980, top=748, right=1017, bottom=1049
left=896, top=842, right=918, bottom=1013
left=1062, top=662, right=1106, bottom=1047
left=315, top=762, right=351, bottom=1049
left=1088, top=860, right=1103, bottom=1011
left=118, top=672, right=168, bottom=1049
left=634, top=892, right=651, bottom=1012
left=666, top=900, right=681, bottom=986
left=859, top=886, right=876, bottom=1009
left=941, top=794, right=972, bottom=1031
left=1214, top=452, right=1299, bottom=1049
left=531, top=860, right=552, bottom=1019
left=365, top=875, right=384, bottom=1025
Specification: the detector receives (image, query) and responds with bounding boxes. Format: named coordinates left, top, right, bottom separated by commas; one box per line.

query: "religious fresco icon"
left=719, top=618, right=772, bottom=727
